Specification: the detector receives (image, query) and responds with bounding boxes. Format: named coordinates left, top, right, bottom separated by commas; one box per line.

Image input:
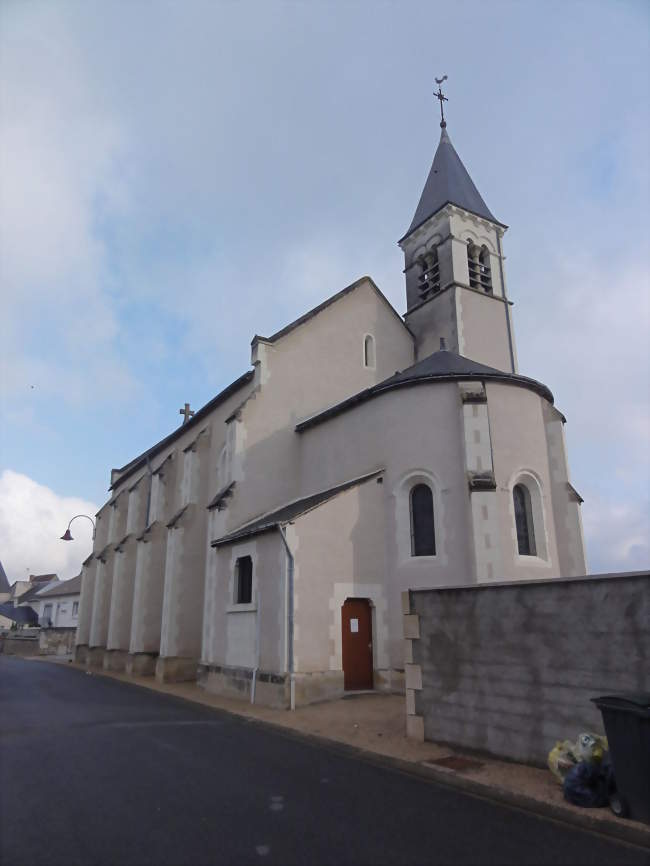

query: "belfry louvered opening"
left=467, top=242, right=492, bottom=294
left=417, top=248, right=441, bottom=300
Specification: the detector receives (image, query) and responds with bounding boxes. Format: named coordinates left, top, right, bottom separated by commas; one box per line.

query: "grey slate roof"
left=37, top=574, right=82, bottom=598
left=0, top=602, right=38, bottom=626
left=0, top=560, right=10, bottom=594
left=18, top=578, right=60, bottom=605
left=400, top=127, right=502, bottom=243
left=296, top=349, right=554, bottom=432
left=212, top=470, right=383, bottom=547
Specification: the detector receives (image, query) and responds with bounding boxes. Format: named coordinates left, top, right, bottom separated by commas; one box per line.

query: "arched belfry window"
left=479, top=247, right=492, bottom=293
left=467, top=242, right=492, bottom=293
left=513, top=484, right=536, bottom=556
left=363, top=334, right=375, bottom=368
left=417, top=248, right=440, bottom=300
left=410, top=484, right=436, bottom=556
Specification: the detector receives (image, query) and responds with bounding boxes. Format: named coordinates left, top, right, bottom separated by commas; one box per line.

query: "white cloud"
left=583, top=494, right=650, bottom=575
left=520, top=260, right=649, bottom=448
left=0, top=470, right=98, bottom=582
left=0, top=4, right=137, bottom=407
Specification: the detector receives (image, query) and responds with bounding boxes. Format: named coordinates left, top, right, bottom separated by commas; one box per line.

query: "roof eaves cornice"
left=399, top=201, right=508, bottom=247
left=296, top=371, right=553, bottom=432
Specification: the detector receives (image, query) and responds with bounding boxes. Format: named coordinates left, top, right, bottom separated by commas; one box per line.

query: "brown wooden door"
left=342, top=599, right=373, bottom=690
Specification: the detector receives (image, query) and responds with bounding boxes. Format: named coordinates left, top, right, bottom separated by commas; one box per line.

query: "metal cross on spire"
left=434, top=75, right=448, bottom=128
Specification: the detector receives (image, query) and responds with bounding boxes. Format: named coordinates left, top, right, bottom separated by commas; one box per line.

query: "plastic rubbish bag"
left=563, top=754, right=614, bottom=808
left=574, top=732, right=607, bottom=763
left=548, top=740, right=579, bottom=782
left=548, top=733, right=608, bottom=782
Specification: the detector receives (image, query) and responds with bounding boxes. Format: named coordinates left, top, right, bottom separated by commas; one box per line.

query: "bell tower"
left=400, top=79, right=518, bottom=373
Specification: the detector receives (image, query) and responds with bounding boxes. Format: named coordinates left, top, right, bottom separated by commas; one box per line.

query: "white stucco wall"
left=38, top=593, right=80, bottom=628
left=486, top=381, right=561, bottom=580
left=290, top=478, right=389, bottom=674
left=298, top=383, right=473, bottom=587
left=221, top=279, right=414, bottom=533
left=203, top=532, right=286, bottom=675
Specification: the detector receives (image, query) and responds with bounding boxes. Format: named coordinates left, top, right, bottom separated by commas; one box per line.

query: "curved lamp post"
left=60, top=514, right=96, bottom=542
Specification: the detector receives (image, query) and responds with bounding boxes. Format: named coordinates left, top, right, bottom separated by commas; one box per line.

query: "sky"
left=1, top=0, right=649, bottom=582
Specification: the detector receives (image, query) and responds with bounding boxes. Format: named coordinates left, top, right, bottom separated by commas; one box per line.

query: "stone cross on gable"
left=179, top=403, right=195, bottom=424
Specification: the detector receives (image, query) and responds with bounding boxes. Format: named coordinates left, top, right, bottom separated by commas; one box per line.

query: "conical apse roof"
left=400, top=127, right=500, bottom=243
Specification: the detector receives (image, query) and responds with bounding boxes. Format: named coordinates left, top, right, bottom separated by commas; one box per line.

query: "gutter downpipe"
left=277, top=525, right=295, bottom=711
left=496, top=231, right=516, bottom=374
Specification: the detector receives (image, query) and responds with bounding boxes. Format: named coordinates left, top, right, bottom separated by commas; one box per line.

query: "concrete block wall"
left=403, top=572, right=649, bottom=766
left=0, top=633, right=40, bottom=655
left=39, top=627, right=76, bottom=656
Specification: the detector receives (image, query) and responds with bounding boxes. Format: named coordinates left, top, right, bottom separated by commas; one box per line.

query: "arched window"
left=363, top=334, right=375, bottom=368
left=235, top=555, right=253, bottom=604
left=417, top=248, right=440, bottom=300
left=478, top=247, right=492, bottom=293
left=513, top=484, right=536, bottom=556
left=467, top=242, right=479, bottom=289
left=467, top=242, right=492, bottom=293
left=410, top=484, right=436, bottom=556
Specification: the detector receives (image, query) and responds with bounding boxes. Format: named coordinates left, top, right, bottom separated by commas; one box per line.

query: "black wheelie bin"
left=592, top=692, right=650, bottom=824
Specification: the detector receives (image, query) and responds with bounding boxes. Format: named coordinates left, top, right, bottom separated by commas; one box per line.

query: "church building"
left=75, top=94, right=587, bottom=707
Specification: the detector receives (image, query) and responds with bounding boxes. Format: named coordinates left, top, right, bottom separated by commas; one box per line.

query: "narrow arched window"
left=418, top=248, right=440, bottom=300
left=410, top=484, right=436, bottom=556
left=479, top=247, right=492, bottom=293
left=514, top=484, right=536, bottom=556
left=363, top=334, right=375, bottom=368
left=235, top=555, right=253, bottom=604
left=467, top=242, right=479, bottom=289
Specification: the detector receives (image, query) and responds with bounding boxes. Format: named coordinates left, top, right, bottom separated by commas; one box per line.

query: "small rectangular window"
left=72, top=602, right=79, bottom=616
left=235, top=556, right=253, bottom=604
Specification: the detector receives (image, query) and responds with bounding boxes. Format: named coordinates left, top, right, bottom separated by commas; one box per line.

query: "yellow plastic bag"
left=548, top=739, right=578, bottom=782
left=548, top=733, right=608, bottom=783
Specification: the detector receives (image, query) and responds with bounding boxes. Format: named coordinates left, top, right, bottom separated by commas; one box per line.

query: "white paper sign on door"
left=350, top=618, right=359, bottom=633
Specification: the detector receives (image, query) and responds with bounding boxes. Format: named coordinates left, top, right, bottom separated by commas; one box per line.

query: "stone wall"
left=0, top=632, right=40, bottom=655
left=39, top=627, right=76, bottom=656
left=403, top=571, right=649, bottom=766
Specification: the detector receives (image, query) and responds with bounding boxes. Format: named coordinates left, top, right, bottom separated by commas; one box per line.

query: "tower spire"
left=434, top=75, right=448, bottom=128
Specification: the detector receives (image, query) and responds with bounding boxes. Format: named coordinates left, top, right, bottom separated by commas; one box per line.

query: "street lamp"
left=60, top=514, right=96, bottom=542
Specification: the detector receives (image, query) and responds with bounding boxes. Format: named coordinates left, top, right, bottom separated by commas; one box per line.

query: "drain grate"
left=426, top=755, right=484, bottom=772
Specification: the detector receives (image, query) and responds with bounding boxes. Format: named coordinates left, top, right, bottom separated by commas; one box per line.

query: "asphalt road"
left=1, top=657, right=648, bottom=866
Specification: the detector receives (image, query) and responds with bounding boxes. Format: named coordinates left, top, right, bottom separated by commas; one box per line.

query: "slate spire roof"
left=0, top=560, right=10, bottom=594
left=400, top=126, right=501, bottom=243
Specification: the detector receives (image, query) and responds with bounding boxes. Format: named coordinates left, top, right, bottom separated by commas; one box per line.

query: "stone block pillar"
left=459, top=383, right=502, bottom=583
left=74, top=558, right=97, bottom=663
left=156, top=505, right=207, bottom=682
left=402, top=591, right=424, bottom=741
left=88, top=552, right=115, bottom=667
left=127, top=522, right=167, bottom=676
left=105, top=535, right=138, bottom=671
